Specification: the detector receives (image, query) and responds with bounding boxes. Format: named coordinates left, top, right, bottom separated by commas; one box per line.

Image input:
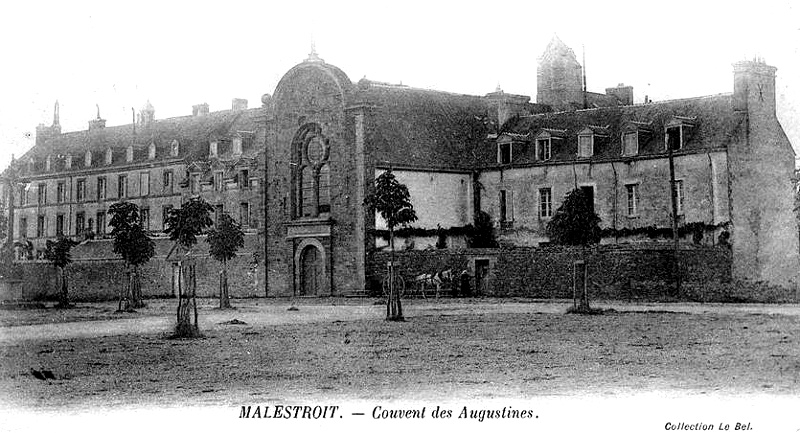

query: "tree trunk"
left=386, top=227, right=404, bottom=321
left=58, top=267, right=69, bottom=307
left=174, top=260, right=201, bottom=338
left=130, top=266, right=145, bottom=309
left=219, top=260, right=231, bottom=309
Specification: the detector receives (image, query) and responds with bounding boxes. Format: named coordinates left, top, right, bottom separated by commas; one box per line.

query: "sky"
left=1, top=0, right=798, bottom=170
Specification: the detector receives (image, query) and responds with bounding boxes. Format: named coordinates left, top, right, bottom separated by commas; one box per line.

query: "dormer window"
left=85, top=150, right=92, bottom=167
left=534, top=129, right=564, bottom=161
left=28, top=158, right=35, bottom=173
left=232, top=136, right=243, bottom=156
left=45, top=155, right=52, bottom=172
left=126, top=145, right=134, bottom=163
left=577, top=134, right=593, bottom=158
left=497, top=139, right=512, bottom=164
left=209, top=140, right=218, bottom=158
left=665, top=116, right=696, bottom=151
left=105, top=148, right=113, bottom=165
left=622, top=132, right=638, bottom=156
left=577, top=126, right=609, bottom=159
left=65, top=155, right=72, bottom=169
left=148, top=142, right=156, bottom=160
left=171, top=140, right=179, bottom=157
left=536, top=138, right=551, bottom=161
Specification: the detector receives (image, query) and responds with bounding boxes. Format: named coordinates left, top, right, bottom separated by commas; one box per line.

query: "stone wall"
left=369, top=245, right=732, bottom=300
left=10, top=235, right=264, bottom=302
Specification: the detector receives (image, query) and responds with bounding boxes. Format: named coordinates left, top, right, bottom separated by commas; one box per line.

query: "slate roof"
left=19, top=107, right=266, bottom=176
left=488, top=93, right=743, bottom=167
left=355, top=80, right=493, bottom=170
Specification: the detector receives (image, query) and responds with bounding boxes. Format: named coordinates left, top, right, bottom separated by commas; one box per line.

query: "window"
left=97, top=177, right=107, bottom=201
left=19, top=217, right=28, bottom=239
left=140, top=172, right=150, bottom=196
left=536, top=139, right=551, bottom=161
left=36, top=215, right=45, bottom=237
left=118, top=175, right=128, bottom=198
left=666, top=126, right=682, bottom=151
left=162, top=205, right=173, bottom=231
left=622, top=132, right=638, bottom=156
left=19, top=185, right=27, bottom=206
left=148, top=142, right=156, bottom=160
left=171, top=140, right=180, bottom=157
left=126, top=146, right=134, bottom=162
left=96, top=211, right=106, bottom=236
left=215, top=204, right=224, bottom=226
left=239, top=169, right=249, bottom=189
left=75, top=212, right=85, bottom=235
left=56, top=214, right=65, bottom=236
left=626, top=184, right=638, bottom=216
left=498, top=141, right=511, bottom=164
left=580, top=185, right=595, bottom=214
left=105, top=148, right=113, bottom=165
left=37, top=183, right=46, bottom=205
left=76, top=179, right=86, bottom=202
left=539, top=188, right=552, bottom=218
left=190, top=173, right=200, bottom=194
left=232, top=136, right=243, bottom=155
left=209, top=140, right=218, bottom=157
left=57, top=182, right=66, bottom=203
left=163, top=170, right=173, bottom=193
left=674, top=179, right=685, bottom=215
left=84, top=150, right=92, bottom=167
left=213, top=171, right=224, bottom=191
left=578, top=135, right=593, bottom=158
left=140, top=208, right=150, bottom=231
left=240, top=202, right=250, bottom=227
left=499, top=190, right=508, bottom=222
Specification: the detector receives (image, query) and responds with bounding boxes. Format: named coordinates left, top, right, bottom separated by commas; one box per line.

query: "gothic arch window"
left=291, top=123, right=331, bottom=219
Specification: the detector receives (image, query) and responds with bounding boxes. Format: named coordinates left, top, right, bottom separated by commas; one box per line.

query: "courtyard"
left=1, top=297, right=798, bottom=412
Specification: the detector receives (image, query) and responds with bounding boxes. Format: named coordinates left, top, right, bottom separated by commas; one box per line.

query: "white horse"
left=413, top=269, right=454, bottom=299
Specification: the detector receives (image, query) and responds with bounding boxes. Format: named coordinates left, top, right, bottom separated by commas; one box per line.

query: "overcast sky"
left=1, top=0, right=798, bottom=170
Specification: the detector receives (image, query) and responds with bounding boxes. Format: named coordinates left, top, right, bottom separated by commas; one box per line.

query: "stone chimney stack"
left=192, top=103, right=210, bottom=117
left=733, top=59, right=777, bottom=116
left=605, top=83, right=634, bottom=106
left=231, top=98, right=248, bottom=111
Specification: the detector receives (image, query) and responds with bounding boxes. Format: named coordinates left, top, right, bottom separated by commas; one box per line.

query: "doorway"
left=299, top=245, right=322, bottom=296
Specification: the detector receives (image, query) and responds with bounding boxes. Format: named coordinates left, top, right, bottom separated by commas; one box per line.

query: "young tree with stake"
left=44, top=236, right=77, bottom=308
left=164, top=197, right=214, bottom=337
left=546, top=188, right=601, bottom=312
left=109, top=202, right=155, bottom=311
left=207, top=213, right=244, bottom=309
left=364, top=169, right=417, bottom=321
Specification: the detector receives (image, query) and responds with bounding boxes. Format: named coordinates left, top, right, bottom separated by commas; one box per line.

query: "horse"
left=412, top=269, right=454, bottom=299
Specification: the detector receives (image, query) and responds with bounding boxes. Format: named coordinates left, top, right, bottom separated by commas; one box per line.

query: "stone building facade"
left=2, top=37, right=798, bottom=298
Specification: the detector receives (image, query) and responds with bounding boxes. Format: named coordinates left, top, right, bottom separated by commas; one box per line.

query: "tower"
left=536, top=35, right=584, bottom=111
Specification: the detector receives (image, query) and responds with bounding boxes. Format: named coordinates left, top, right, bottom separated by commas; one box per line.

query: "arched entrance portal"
left=299, top=244, right=323, bottom=296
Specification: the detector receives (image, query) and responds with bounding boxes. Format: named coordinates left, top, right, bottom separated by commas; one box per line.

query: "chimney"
left=733, top=59, right=777, bottom=115
left=232, top=98, right=248, bottom=111
left=192, top=103, right=210, bottom=117
left=35, top=100, right=62, bottom=146
left=605, top=83, right=634, bottom=106
left=484, top=87, right=531, bottom=128
left=89, top=104, right=106, bottom=130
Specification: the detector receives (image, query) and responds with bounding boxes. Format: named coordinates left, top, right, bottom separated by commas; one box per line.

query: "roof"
left=356, top=79, right=493, bottom=170
left=488, top=93, right=743, bottom=166
left=18, top=107, right=267, bottom=176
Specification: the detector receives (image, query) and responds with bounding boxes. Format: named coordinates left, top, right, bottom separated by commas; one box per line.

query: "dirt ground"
left=1, top=298, right=799, bottom=410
